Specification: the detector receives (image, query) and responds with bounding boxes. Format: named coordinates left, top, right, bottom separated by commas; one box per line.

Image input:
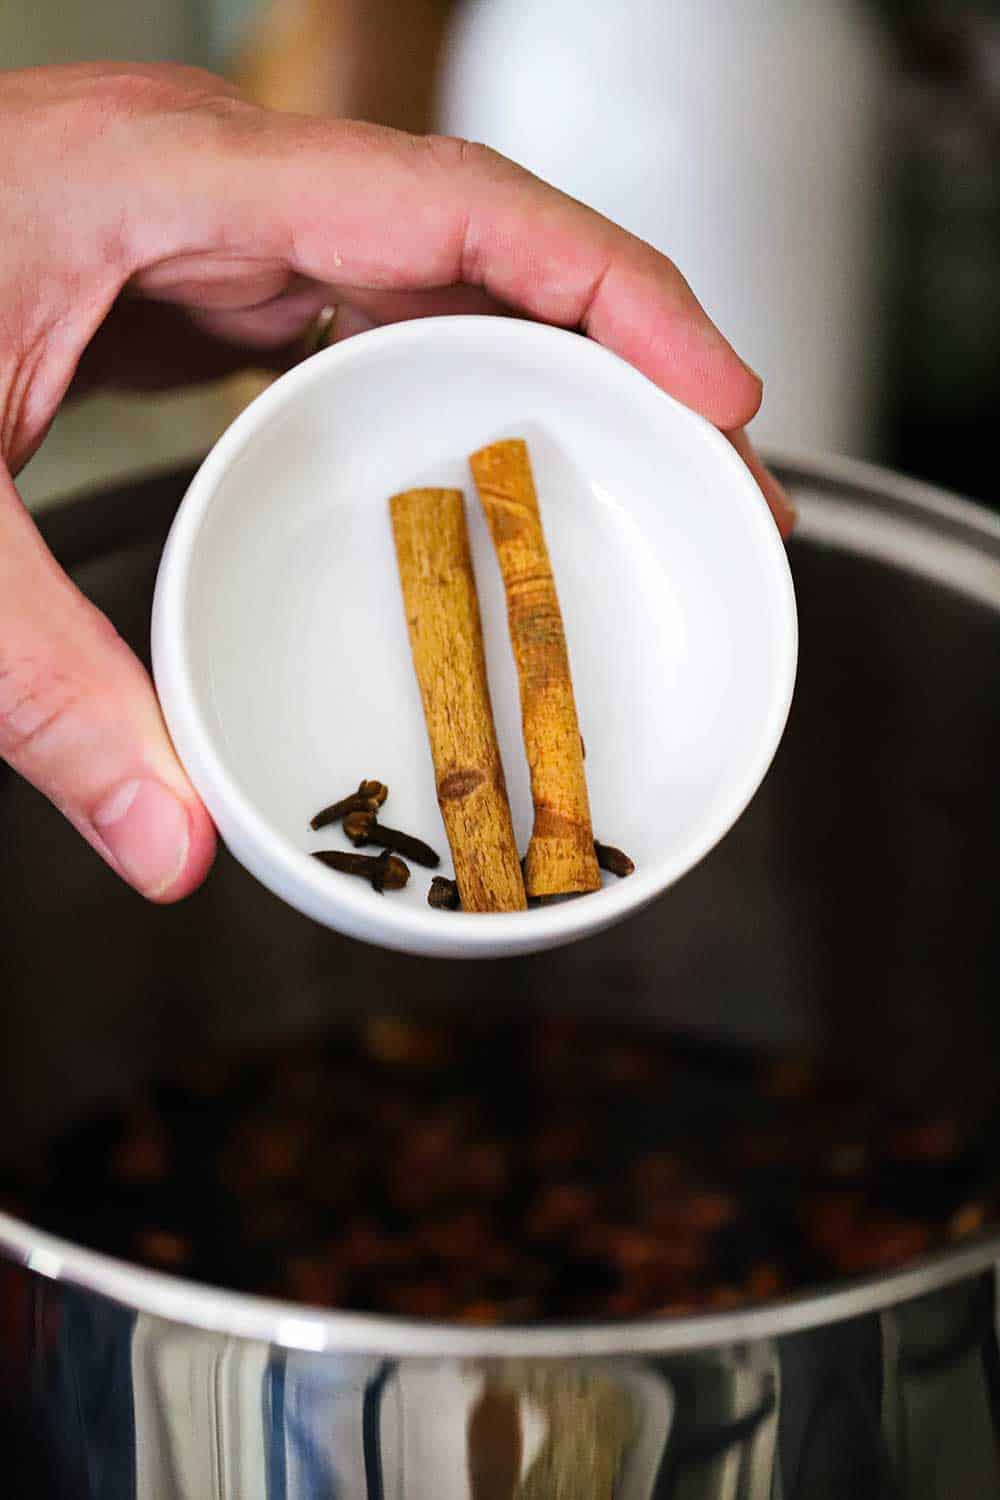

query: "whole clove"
left=312, top=848, right=409, bottom=892
left=113, top=1123, right=170, bottom=1184
left=343, top=809, right=440, bottom=868
left=134, top=1229, right=192, bottom=1270
left=948, top=1201, right=987, bottom=1240
left=594, top=841, right=635, bottom=878
left=310, top=779, right=388, bottom=832
left=428, top=875, right=461, bottom=910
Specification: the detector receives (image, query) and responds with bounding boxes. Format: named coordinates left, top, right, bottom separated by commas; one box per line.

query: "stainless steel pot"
left=0, top=453, right=998, bottom=1498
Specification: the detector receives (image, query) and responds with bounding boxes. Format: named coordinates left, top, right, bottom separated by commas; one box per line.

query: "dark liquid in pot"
left=5, top=1014, right=996, bottom=1323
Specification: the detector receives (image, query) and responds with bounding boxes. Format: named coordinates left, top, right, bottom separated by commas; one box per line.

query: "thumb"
left=0, top=467, right=215, bottom=899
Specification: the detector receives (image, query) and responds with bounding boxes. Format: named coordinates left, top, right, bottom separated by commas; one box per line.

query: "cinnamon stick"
left=470, top=440, right=600, bottom=898
left=390, top=488, right=527, bottom=913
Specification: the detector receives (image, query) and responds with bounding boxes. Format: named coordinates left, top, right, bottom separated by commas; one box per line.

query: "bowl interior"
left=159, top=318, right=795, bottom=955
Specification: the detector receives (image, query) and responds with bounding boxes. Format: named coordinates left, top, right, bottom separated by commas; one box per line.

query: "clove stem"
left=343, top=810, right=440, bottom=868
left=313, top=848, right=409, bottom=892
left=310, top=780, right=388, bottom=832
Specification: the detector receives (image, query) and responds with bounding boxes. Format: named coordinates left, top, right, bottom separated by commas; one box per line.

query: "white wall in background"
left=439, top=0, right=894, bottom=459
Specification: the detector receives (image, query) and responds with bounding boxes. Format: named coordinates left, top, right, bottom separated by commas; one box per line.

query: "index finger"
left=131, top=116, right=762, bottom=432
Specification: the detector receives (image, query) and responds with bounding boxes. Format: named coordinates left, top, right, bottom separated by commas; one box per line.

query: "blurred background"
left=5, top=0, right=998, bottom=513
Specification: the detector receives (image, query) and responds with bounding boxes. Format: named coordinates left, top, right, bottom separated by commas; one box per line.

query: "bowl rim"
left=4, top=447, right=1000, bottom=1355
left=151, top=314, right=798, bottom=959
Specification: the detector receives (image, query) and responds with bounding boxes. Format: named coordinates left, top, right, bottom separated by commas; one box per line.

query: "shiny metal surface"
left=1, top=453, right=998, bottom=1495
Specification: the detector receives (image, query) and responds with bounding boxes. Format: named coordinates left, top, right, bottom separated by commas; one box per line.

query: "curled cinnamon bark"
left=390, top=487, right=527, bottom=912
left=470, top=440, right=600, bottom=898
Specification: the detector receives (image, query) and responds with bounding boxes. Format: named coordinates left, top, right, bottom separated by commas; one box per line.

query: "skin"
left=0, top=62, right=796, bottom=904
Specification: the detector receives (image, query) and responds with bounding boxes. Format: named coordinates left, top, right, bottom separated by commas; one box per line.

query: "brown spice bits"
left=363, top=1014, right=455, bottom=1069
left=134, top=1229, right=192, bottom=1271
left=658, top=1190, right=738, bottom=1237
left=526, top=1183, right=597, bottom=1239
left=312, top=848, right=409, bottom=892
left=745, top=1263, right=784, bottom=1301
left=459, top=1141, right=512, bottom=1199
left=706, top=1285, right=745, bottom=1311
left=20, top=1010, right=998, bottom=1324
left=888, top=1117, right=962, bottom=1164
left=243, top=1121, right=304, bottom=1183
left=112, top=1108, right=170, bottom=1184
left=390, top=487, right=526, bottom=912
left=601, top=1224, right=706, bottom=1283
left=762, top=1055, right=819, bottom=1100
left=310, top=779, right=388, bottom=832
left=830, top=1217, right=932, bottom=1275
left=383, top=1280, right=459, bottom=1320
left=470, top=439, right=600, bottom=898
left=287, top=1255, right=347, bottom=1309
left=417, top=1210, right=493, bottom=1262
left=799, top=1192, right=932, bottom=1275
left=457, top=1301, right=504, bottom=1326
left=948, top=1201, right=987, bottom=1240
left=827, top=1142, right=869, bottom=1180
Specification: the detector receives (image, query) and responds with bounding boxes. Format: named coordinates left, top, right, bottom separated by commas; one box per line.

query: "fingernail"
left=94, top=778, right=190, bottom=898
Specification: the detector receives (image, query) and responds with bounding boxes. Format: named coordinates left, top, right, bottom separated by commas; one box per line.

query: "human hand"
left=0, top=62, right=795, bottom=903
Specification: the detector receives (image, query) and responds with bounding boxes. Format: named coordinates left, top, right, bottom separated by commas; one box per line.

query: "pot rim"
left=2, top=1209, right=998, bottom=1357
left=3, top=447, right=999, bottom=1357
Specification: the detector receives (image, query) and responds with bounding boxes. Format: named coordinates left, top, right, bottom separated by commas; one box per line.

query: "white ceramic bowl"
left=152, top=316, right=797, bottom=959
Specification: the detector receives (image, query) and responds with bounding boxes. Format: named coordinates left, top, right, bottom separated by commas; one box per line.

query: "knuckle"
left=80, top=63, right=244, bottom=118
left=51, top=65, right=254, bottom=183
left=421, top=133, right=467, bottom=170
left=423, top=134, right=514, bottom=178
left=0, top=652, right=82, bottom=764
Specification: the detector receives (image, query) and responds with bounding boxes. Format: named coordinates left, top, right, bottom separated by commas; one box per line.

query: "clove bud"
left=313, top=848, right=409, bottom=892
left=594, top=840, right=635, bottom=878
left=343, top=809, right=440, bottom=868
left=310, top=780, right=388, bottom=832
left=428, top=876, right=461, bottom=910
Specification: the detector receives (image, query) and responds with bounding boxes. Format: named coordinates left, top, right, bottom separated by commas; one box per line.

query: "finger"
left=155, top=272, right=333, bottom=348
left=319, top=282, right=516, bottom=328
left=185, top=278, right=511, bottom=350
left=73, top=282, right=509, bottom=400
left=726, top=427, right=797, bottom=539
left=128, top=118, right=763, bottom=430
left=0, top=468, right=216, bottom=900
left=70, top=298, right=306, bottom=398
